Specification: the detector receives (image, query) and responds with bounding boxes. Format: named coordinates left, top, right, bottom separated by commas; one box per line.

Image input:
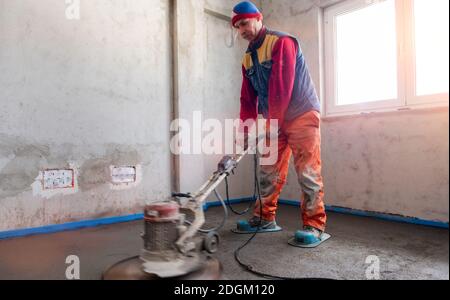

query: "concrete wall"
left=0, top=0, right=257, bottom=232
left=0, top=0, right=172, bottom=231
left=260, top=0, right=449, bottom=222
left=176, top=0, right=258, bottom=200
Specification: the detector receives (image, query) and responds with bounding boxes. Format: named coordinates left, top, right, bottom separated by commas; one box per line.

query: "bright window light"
left=414, top=0, right=449, bottom=96
left=335, top=0, right=398, bottom=106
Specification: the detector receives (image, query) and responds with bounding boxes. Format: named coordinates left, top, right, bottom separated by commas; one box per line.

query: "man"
left=232, top=1, right=328, bottom=247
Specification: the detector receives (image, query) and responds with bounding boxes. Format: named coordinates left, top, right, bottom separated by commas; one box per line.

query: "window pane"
left=335, top=0, right=398, bottom=106
left=414, top=0, right=449, bottom=96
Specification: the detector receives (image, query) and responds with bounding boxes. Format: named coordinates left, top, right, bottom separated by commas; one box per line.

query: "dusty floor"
left=0, top=204, right=448, bottom=280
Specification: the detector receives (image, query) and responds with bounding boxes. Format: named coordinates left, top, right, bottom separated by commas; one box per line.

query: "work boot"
left=302, top=225, right=323, bottom=239
left=289, top=225, right=330, bottom=248
left=234, top=216, right=282, bottom=234
left=247, top=216, right=277, bottom=230
left=293, top=225, right=324, bottom=246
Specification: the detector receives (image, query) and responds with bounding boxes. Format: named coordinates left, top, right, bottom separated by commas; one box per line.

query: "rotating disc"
left=102, top=256, right=223, bottom=280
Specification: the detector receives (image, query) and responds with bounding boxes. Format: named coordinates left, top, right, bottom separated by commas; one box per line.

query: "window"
left=324, top=0, right=449, bottom=116
left=413, top=0, right=449, bottom=97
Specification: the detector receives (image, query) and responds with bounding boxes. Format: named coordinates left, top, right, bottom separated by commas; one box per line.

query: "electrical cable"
left=184, top=189, right=229, bottom=234
left=225, top=26, right=238, bottom=48
left=224, top=176, right=254, bottom=216
left=178, top=150, right=335, bottom=279
left=231, top=153, right=336, bottom=280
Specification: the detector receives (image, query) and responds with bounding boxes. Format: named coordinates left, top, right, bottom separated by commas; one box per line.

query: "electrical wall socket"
left=43, top=169, right=74, bottom=190
left=111, top=166, right=137, bottom=184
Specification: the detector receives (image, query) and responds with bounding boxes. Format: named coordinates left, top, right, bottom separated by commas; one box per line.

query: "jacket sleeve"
left=239, top=65, right=258, bottom=127
left=268, top=36, right=298, bottom=126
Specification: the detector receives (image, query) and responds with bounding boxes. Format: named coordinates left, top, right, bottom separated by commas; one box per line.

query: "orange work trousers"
left=255, top=110, right=327, bottom=231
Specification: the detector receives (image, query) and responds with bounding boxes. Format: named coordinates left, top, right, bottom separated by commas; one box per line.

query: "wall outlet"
left=111, top=166, right=137, bottom=184
left=43, top=169, right=75, bottom=190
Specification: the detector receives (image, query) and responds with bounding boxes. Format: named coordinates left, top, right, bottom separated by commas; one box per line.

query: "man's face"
left=234, top=18, right=262, bottom=42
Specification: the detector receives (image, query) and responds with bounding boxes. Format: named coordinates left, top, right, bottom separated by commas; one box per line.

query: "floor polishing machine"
left=102, top=150, right=248, bottom=280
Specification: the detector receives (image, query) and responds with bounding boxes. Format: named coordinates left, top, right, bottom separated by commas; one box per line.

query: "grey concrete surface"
left=0, top=204, right=447, bottom=280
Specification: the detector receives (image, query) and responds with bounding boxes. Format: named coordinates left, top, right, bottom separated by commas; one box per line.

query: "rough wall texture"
left=321, top=109, right=449, bottom=222
left=0, top=0, right=255, bottom=231
left=0, top=0, right=172, bottom=231
left=204, top=0, right=254, bottom=199
left=176, top=0, right=256, bottom=199
left=261, top=0, right=449, bottom=222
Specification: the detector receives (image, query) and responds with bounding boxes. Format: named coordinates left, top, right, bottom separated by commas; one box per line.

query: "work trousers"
left=255, top=111, right=327, bottom=231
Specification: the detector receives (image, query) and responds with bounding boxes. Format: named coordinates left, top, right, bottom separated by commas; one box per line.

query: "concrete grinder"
left=103, top=151, right=247, bottom=280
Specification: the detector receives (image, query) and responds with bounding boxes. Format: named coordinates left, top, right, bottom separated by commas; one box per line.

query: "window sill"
left=322, top=102, right=449, bottom=121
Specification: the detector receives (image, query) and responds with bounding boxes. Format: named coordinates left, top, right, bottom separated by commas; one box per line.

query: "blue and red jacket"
left=240, top=27, right=320, bottom=126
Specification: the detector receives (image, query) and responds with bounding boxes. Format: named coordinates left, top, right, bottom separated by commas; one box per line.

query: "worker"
left=232, top=1, right=329, bottom=248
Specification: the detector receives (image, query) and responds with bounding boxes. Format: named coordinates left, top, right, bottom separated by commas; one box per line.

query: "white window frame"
left=324, top=0, right=449, bottom=117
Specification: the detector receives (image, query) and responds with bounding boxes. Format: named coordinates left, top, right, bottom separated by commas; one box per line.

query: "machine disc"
left=102, top=256, right=222, bottom=280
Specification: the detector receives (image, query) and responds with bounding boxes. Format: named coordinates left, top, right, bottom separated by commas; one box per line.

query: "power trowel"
left=102, top=151, right=247, bottom=280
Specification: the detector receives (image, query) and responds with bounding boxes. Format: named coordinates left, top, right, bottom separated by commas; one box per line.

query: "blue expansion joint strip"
left=0, top=197, right=447, bottom=240
left=0, top=197, right=253, bottom=240
left=278, top=199, right=449, bottom=230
